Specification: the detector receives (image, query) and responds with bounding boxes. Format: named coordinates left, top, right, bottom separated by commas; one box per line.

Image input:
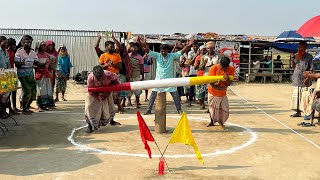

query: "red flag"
left=136, top=111, right=155, bottom=158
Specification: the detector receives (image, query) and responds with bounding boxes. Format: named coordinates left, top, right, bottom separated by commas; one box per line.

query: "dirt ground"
left=1, top=81, right=320, bottom=180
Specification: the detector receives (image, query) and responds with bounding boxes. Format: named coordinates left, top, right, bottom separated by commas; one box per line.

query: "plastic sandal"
left=301, top=123, right=315, bottom=127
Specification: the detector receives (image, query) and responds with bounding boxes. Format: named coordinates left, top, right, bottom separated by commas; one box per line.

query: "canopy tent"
left=274, top=30, right=315, bottom=42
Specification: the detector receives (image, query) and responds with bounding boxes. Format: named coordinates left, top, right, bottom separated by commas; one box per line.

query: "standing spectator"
left=55, top=44, right=73, bottom=102
left=290, top=42, right=313, bottom=119
left=194, top=45, right=207, bottom=109
left=138, top=36, right=193, bottom=115
left=99, top=36, right=124, bottom=113
left=143, top=52, right=153, bottom=102
left=7, top=38, right=20, bottom=114
left=0, top=36, right=12, bottom=118
left=180, top=51, right=190, bottom=103
left=127, top=42, right=144, bottom=108
left=199, top=41, right=222, bottom=75
left=14, top=35, right=39, bottom=115
left=35, top=41, right=55, bottom=111
left=45, top=40, right=58, bottom=93
left=199, top=41, right=222, bottom=113
left=172, top=46, right=184, bottom=99
left=186, top=42, right=199, bottom=106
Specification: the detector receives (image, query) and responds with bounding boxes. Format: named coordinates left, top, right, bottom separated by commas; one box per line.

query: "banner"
left=215, top=41, right=241, bottom=81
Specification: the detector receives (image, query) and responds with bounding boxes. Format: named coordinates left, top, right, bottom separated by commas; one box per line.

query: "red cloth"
left=35, top=52, right=52, bottom=80
left=7, top=49, right=15, bottom=68
left=158, top=158, right=165, bottom=175
left=136, top=111, right=155, bottom=159
left=87, top=82, right=131, bottom=92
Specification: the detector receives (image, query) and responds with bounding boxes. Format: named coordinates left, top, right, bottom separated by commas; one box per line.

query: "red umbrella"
left=297, top=15, right=320, bottom=37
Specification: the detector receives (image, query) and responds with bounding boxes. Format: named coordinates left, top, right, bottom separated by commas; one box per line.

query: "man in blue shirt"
left=138, top=37, right=193, bottom=115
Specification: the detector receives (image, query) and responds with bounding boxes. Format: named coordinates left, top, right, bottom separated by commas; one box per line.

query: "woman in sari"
left=35, top=41, right=55, bottom=111
left=45, top=40, right=58, bottom=92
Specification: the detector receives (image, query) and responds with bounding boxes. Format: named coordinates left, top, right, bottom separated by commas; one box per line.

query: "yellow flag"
left=169, top=112, right=204, bottom=164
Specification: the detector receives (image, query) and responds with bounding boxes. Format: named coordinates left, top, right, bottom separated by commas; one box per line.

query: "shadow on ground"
left=0, top=148, right=102, bottom=176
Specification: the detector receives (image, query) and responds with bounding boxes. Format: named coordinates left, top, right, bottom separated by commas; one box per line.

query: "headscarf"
left=199, top=45, right=206, bottom=50
left=58, top=44, right=68, bottom=57
left=35, top=40, right=46, bottom=52
left=45, top=40, right=59, bottom=57
left=206, top=41, right=215, bottom=48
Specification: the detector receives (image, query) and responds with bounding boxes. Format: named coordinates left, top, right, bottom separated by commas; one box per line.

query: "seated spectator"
left=274, top=55, right=284, bottom=71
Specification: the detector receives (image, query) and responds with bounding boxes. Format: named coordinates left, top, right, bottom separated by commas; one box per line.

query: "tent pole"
left=271, top=47, right=274, bottom=74
left=248, top=42, right=252, bottom=74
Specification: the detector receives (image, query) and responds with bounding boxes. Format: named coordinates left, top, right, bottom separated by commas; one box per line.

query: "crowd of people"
left=0, top=35, right=72, bottom=116
left=86, top=33, right=235, bottom=132
left=2, top=33, right=320, bottom=132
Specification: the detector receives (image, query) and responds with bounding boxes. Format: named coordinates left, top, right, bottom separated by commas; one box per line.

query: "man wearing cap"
left=199, top=41, right=222, bottom=75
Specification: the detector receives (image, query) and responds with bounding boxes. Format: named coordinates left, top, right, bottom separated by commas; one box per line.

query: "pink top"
left=87, top=70, right=120, bottom=100
left=129, top=53, right=144, bottom=78
left=129, top=53, right=144, bottom=64
left=35, top=52, right=52, bottom=80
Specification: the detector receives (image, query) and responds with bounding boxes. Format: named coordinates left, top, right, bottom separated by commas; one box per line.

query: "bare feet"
left=218, top=122, right=225, bottom=130
left=207, top=122, right=215, bottom=127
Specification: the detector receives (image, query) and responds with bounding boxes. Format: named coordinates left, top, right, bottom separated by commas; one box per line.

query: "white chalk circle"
left=68, top=116, right=257, bottom=158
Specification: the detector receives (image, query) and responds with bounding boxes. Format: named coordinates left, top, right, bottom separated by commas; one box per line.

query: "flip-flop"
left=290, top=113, right=301, bottom=117
left=297, top=122, right=306, bottom=126
left=301, top=123, right=315, bottom=127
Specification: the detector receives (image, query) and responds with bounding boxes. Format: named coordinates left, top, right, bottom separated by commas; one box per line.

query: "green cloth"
left=56, top=75, right=68, bottom=93
left=19, top=75, right=37, bottom=102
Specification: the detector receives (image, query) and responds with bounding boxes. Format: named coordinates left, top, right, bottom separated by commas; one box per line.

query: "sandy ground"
left=0, top=81, right=320, bottom=180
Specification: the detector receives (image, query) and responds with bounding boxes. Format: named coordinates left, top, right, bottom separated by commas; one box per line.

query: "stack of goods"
left=0, top=69, right=18, bottom=93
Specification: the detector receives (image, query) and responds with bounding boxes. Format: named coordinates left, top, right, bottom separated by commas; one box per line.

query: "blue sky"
left=1, top=0, right=318, bottom=36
